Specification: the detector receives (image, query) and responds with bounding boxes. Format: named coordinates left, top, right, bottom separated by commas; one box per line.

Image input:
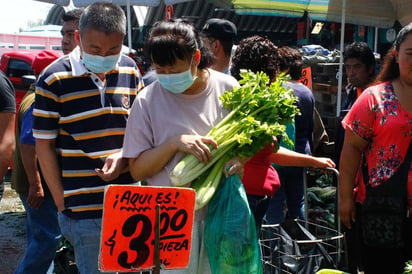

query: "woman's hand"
left=175, top=135, right=218, bottom=163
left=311, top=157, right=336, bottom=169
left=223, top=156, right=247, bottom=179
left=339, top=197, right=356, bottom=229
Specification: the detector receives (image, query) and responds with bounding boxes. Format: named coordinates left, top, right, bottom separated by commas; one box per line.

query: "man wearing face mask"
left=33, top=3, right=144, bottom=273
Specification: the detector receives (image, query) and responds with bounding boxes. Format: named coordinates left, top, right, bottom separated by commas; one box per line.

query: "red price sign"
left=99, top=185, right=196, bottom=272
left=299, top=67, right=312, bottom=89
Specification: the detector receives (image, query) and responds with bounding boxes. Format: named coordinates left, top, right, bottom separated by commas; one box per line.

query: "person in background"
left=141, top=66, right=157, bottom=86
left=12, top=50, right=62, bottom=274
left=335, top=42, right=376, bottom=274
left=335, top=41, right=376, bottom=167
left=33, top=3, right=144, bottom=273
left=61, top=8, right=82, bottom=55
left=201, top=18, right=237, bottom=74
left=339, top=23, right=412, bottom=273
left=266, top=46, right=315, bottom=225
left=122, top=19, right=242, bottom=274
left=230, top=35, right=335, bottom=234
left=0, top=71, right=15, bottom=202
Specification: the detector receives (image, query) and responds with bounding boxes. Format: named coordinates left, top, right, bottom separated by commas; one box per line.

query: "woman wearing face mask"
left=122, top=20, right=241, bottom=273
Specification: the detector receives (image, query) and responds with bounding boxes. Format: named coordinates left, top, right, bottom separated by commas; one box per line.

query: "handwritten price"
left=100, top=186, right=195, bottom=272
left=107, top=209, right=189, bottom=269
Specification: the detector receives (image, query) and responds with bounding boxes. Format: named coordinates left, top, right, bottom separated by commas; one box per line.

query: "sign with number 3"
left=99, top=185, right=196, bottom=272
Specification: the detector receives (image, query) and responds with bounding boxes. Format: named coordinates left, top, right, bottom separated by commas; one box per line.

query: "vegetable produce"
left=170, top=71, right=300, bottom=209
left=405, top=260, right=412, bottom=274
left=307, top=171, right=337, bottom=228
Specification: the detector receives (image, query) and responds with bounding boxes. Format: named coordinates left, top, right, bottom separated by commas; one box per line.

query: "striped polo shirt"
left=33, top=47, right=144, bottom=219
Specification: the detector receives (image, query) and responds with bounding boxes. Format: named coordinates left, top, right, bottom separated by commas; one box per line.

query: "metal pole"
left=336, top=0, right=346, bottom=118
left=153, top=204, right=161, bottom=274
left=303, top=168, right=308, bottom=223
left=374, top=27, right=379, bottom=53
left=126, top=0, right=132, bottom=52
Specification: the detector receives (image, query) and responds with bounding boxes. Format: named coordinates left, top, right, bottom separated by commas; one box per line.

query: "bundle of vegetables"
left=307, top=171, right=336, bottom=228
left=405, top=260, right=412, bottom=274
left=170, top=71, right=300, bottom=209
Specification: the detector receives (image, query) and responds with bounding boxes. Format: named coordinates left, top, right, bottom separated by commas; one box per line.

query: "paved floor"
left=0, top=183, right=26, bottom=274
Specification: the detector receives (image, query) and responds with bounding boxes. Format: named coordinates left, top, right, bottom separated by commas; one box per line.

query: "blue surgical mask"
left=82, top=51, right=121, bottom=73
left=156, top=62, right=197, bottom=94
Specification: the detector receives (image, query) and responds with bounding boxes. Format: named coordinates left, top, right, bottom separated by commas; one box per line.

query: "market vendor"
left=335, top=41, right=376, bottom=167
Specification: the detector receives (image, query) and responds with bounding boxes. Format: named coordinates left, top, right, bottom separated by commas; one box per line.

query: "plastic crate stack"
left=311, top=63, right=346, bottom=142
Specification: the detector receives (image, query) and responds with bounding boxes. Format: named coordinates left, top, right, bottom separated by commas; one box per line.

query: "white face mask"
left=156, top=69, right=197, bottom=94
left=79, top=38, right=121, bottom=73
left=156, top=57, right=197, bottom=94
left=82, top=51, right=121, bottom=73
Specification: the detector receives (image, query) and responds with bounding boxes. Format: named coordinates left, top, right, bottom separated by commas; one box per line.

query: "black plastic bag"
left=268, top=219, right=338, bottom=274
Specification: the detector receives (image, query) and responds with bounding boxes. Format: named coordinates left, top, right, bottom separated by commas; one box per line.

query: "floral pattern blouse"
left=342, top=81, right=412, bottom=205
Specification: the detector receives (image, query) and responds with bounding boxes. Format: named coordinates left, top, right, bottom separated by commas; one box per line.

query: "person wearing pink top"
left=339, top=23, right=412, bottom=273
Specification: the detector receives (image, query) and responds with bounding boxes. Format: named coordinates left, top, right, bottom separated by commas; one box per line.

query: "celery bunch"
left=170, top=71, right=299, bottom=209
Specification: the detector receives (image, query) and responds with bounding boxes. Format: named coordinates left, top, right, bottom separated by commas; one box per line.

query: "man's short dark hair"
left=79, top=2, right=126, bottom=36
left=62, top=8, right=83, bottom=23
left=343, top=41, right=376, bottom=70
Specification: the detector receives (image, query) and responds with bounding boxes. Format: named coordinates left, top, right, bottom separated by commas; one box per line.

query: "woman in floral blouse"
left=339, top=22, right=412, bottom=273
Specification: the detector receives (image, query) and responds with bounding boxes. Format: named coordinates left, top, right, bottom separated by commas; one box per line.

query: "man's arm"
left=0, top=112, right=15, bottom=180
left=35, top=138, right=65, bottom=211
left=20, top=143, right=44, bottom=209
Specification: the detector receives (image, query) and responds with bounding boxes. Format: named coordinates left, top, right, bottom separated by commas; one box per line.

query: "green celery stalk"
left=191, top=155, right=228, bottom=210
left=169, top=71, right=299, bottom=208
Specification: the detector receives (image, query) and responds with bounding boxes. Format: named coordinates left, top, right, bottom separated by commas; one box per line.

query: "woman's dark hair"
left=277, top=46, right=303, bottom=80
left=230, top=35, right=278, bottom=81
left=144, top=19, right=212, bottom=69
left=375, top=22, right=412, bottom=83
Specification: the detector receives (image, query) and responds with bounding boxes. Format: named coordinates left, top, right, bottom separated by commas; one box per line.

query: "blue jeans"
left=58, top=214, right=116, bottom=274
left=15, top=193, right=61, bottom=274
left=265, top=167, right=305, bottom=224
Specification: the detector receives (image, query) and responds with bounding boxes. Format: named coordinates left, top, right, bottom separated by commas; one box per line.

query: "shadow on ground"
left=0, top=184, right=78, bottom=274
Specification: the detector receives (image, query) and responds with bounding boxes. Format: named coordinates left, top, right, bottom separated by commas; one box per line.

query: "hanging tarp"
left=232, top=0, right=412, bottom=28
left=71, top=0, right=193, bottom=7
left=232, top=0, right=412, bottom=116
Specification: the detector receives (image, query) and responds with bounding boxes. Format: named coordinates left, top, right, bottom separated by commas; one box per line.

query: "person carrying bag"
left=360, top=142, right=412, bottom=250
left=339, top=23, right=412, bottom=273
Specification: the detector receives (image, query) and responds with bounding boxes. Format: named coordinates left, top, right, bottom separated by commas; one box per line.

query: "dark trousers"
left=355, top=204, right=412, bottom=274
left=341, top=203, right=363, bottom=274
left=247, top=194, right=271, bottom=236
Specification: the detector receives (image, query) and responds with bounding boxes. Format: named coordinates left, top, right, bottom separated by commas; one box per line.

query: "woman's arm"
left=269, top=146, right=336, bottom=168
left=338, top=129, right=368, bottom=229
left=128, top=135, right=217, bottom=182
